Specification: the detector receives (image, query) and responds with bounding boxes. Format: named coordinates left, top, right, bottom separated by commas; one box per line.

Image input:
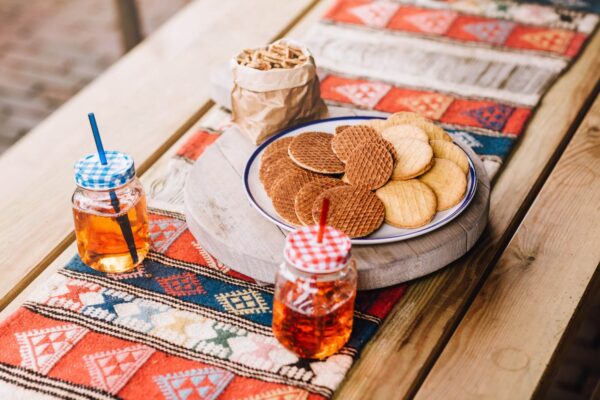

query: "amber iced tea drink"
left=72, top=148, right=150, bottom=273
left=72, top=184, right=149, bottom=273
left=272, top=225, right=357, bottom=359
left=272, top=266, right=356, bottom=359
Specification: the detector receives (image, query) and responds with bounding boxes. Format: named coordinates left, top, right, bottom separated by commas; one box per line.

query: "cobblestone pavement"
left=0, top=0, right=190, bottom=153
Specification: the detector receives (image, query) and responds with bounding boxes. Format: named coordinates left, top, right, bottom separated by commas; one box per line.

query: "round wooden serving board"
left=184, top=126, right=490, bottom=290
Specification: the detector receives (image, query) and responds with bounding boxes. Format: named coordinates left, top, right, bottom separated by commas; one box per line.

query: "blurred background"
left=0, top=0, right=189, bottom=155
left=0, top=1, right=597, bottom=399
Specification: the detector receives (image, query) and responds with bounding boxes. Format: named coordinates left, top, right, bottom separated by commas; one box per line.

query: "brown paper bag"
left=230, top=39, right=327, bottom=145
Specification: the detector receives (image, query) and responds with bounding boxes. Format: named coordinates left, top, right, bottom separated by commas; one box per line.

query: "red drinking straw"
left=317, top=197, right=330, bottom=243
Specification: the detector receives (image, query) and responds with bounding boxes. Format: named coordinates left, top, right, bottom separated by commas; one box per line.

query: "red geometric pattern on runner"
left=347, top=0, right=399, bottom=27
left=395, top=93, right=454, bottom=120
left=322, top=75, right=532, bottom=134
left=157, top=272, right=206, bottom=297
left=442, top=99, right=526, bottom=135
left=43, top=280, right=102, bottom=312
left=324, top=0, right=391, bottom=27
left=390, top=7, right=458, bottom=35
left=0, top=310, right=325, bottom=400
left=152, top=367, right=234, bottom=400
left=83, top=344, right=155, bottom=394
left=503, top=108, right=533, bottom=136
left=324, top=0, right=584, bottom=56
left=16, top=324, right=89, bottom=374
left=334, top=81, right=391, bottom=109
left=149, top=215, right=187, bottom=253
left=447, top=16, right=515, bottom=44
left=564, top=33, right=588, bottom=58
left=507, top=26, right=575, bottom=53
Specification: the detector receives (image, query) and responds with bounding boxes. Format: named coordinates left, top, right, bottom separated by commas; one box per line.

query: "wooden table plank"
left=0, top=0, right=319, bottom=309
left=415, top=92, right=600, bottom=400
left=334, top=31, right=600, bottom=400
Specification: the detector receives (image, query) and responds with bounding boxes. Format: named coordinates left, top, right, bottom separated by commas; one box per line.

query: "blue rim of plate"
left=243, top=116, right=478, bottom=245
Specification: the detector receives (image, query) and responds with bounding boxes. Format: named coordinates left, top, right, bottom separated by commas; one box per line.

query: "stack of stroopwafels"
left=259, top=112, right=470, bottom=238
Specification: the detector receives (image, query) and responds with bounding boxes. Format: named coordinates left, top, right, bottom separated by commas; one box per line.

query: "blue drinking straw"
left=88, top=113, right=139, bottom=264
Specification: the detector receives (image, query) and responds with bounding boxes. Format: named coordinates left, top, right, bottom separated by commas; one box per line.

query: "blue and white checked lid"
left=74, top=150, right=135, bottom=190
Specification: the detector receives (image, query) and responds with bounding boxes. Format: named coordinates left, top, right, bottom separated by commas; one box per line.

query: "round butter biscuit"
left=388, top=138, right=433, bottom=180
left=430, top=140, right=469, bottom=175
left=387, top=112, right=428, bottom=126
left=376, top=180, right=437, bottom=228
left=363, top=118, right=390, bottom=134
left=412, top=120, right=452, bottom=142
left=419, top=158, right=467, bottom=211
left=382, top=124, right=428, bottom=143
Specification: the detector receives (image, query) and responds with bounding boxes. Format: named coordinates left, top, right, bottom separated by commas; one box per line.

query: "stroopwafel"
left=294, top=177, right=345, bottom=226
left=271, top=169, right=320, bottom=225
left=331, top=125, right=380, bottom=163
left=289, top=132, right=345, bottom=174
left=345, top=142, right=393, bottom=190
left=311, top=185, right=385, bottom=238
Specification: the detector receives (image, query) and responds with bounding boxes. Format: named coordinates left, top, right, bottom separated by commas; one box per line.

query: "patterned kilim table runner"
left=0, top=1, right=597, bottom=399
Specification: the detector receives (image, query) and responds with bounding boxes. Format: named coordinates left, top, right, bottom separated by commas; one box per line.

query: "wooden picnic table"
left=0, top=0, right=598, bottom=398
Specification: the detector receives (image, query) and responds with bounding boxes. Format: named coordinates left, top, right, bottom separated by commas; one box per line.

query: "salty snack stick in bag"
left=231, top=39, right=327, bottom=145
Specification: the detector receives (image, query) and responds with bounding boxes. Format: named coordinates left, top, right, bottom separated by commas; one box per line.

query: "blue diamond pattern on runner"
left=462, top=20, right=515, bottom=44
left=82, top=291, right=133, bottom=319
left=153, top=367, right=234, bottom=400
left=115, top=299, right=168, bottom=327
left=464, top=104, right=514, bottom=131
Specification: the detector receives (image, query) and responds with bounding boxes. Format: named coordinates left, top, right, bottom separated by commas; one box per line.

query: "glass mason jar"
left=72, top=151, right=150, bottom=273
left=272, top=226, right=357, bottom=359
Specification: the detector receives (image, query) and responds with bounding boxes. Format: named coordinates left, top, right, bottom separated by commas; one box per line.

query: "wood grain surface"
left=333, top=30, right=600, bottom=400
left=184, top=123, right=489, bottom=289
left=0, top=0, right=319, bottom=309
left=415, top=91, right=600, bottom=400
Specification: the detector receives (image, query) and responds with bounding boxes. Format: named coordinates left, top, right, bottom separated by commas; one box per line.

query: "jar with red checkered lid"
left=272, top=225, right=357, bottom=359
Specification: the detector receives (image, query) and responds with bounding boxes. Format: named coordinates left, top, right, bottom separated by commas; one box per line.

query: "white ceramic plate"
left=243, top=116, right=477, bottom=245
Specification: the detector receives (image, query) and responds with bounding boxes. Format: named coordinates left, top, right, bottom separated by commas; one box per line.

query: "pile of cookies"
left=236, top=42, right=308, bottom=70
left=259, top=112, right=469, bottom=238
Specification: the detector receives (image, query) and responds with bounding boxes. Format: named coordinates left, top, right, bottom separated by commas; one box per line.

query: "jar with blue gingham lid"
left=72, top=150, right=150, bottom=274
left=74, top=150, right=136, bottom=190
left=272, top=225, right=357, bottom=359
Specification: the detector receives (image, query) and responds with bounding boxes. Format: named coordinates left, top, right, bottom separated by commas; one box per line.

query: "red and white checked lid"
left=284, top=226, right=352, bottom=274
